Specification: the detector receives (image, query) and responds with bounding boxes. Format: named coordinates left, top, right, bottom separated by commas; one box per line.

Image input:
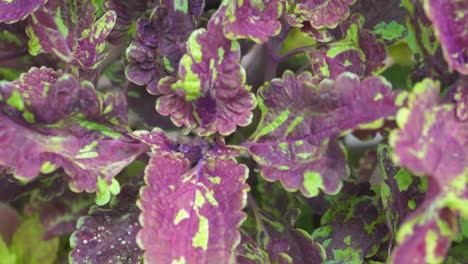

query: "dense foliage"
left=0, top=0, right=466, bottom=263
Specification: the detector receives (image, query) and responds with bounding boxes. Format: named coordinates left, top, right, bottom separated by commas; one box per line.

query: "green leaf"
left=0, top=236, right=16, bottom=264
left=10, top=216, right=59, bottom=264
left=373, top=21, right=406, bottom=41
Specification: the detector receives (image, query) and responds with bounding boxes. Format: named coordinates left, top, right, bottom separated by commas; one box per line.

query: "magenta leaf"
left=389, top=79, right=467, bottom=188
left=0, top=67, right=147, bottom=192
left=396, top=172, right=467, bottom=263
left=218, top=0, right=283, bottom=43
left=423, top=0, right=468, bottom=74
left=70, top=184, right=142, bottom=264
left=134, top=129, right=249, bottom=263
left=156, top=16, right=256, bottom=136
left=389, top=79, right=468, bottom=263
left=247, top=70, right=404, bottom=197
left=0, top=0, right=46, bottom=24
left=390, top=185, right=463, bottom=263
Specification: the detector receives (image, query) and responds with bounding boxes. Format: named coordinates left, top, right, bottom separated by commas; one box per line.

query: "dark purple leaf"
left=125, top=4, right=195, bottom=94
left=28, top=190, right=94, bottom=239
left=376, top=144, right=426, bottom=250
left=312, top=194, right=387, bottom=263
left=70, top=184, right=142, bottom=264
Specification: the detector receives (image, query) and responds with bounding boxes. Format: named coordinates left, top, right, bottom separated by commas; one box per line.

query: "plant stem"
left=0, top=48, right=28, bottom=62
left=276, top=45, right=320, bottom=62
left=263, top=24, right=290, bottom=81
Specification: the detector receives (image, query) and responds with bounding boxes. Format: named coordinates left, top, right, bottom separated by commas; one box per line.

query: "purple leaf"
left=286, top=0, right=356, bottom=29
left=389, top=79, right=467, bottom=188
left=389, top=79, right=468, bottom=263
left=73, top=10, right=117, bottom=69
left=104, top=0, right=152, bottom=44
left=0, top=170, right=38, bottom=202
left=26, top=0, right=93, bottom=62
left=156, top=17, right=256, bottom=136
left=390, top=182, right=462, bottom=263
left=125, top=4, right=195, bottom=94
left=134, top=129, right=249, bottom=264
left=247, top=70, right=404, bottom=197
left=308, top=14, right=387, bottom=79
left=236, top=232, right=269, bottom=264
left=219, top=0, right=283, bottom=43
left=70, top=184, right=142, bottom=264
left=0, top=167, right=66, bottom=203
left=0, top=0, right=47, bottom=24
left=0, top=67, right=147, bottom=192
left=423, top=0, right=468, bottom=74
left=26, top=0, right=116, bottom=69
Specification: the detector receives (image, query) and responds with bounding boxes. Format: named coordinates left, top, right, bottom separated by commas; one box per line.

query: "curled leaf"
left=125, top=4, right=195, bottom=93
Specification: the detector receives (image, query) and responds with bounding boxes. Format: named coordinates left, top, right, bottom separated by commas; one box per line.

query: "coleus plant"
left=0, top=0, right=466, bottom=263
